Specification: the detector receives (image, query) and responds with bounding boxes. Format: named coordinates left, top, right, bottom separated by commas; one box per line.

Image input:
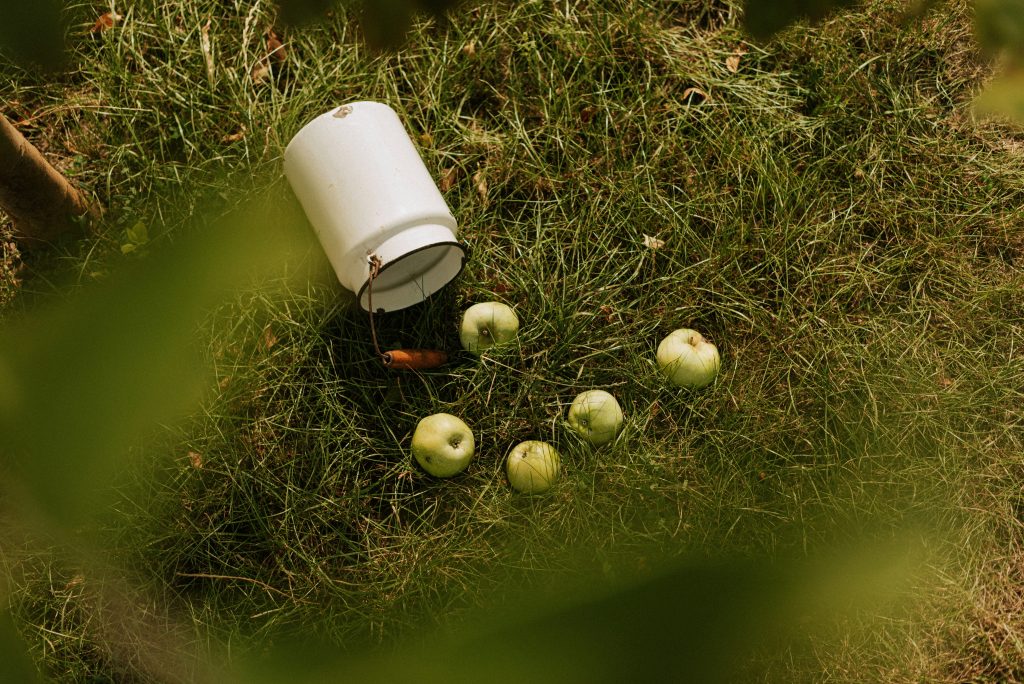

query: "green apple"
left=506, top=440, right=560, bottom=494
left=411, top=413, right=475, bottom=477
left=656, top=328, right=721, bottom=389
left=567, top=390, right=623, bottom=447
left=459, top=301, right=519, bottom=355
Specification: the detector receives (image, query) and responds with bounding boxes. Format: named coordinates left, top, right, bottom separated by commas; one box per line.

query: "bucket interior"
left=358, top=242, right=466, bottom=312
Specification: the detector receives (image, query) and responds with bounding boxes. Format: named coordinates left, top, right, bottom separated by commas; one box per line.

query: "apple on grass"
left=506, top=440, right=560, bottom=494
left=656, top=328, right=721, bottom=389
left=460, top=301, right=519, bottom=355
left=411, top=413, right=475, bottom=478
left=567, top=390, right=623, bottom=447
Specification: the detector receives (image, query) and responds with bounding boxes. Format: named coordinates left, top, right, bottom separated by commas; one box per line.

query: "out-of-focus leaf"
left=242, top=539, right=919, bottom=683
left=974, top=71, right=1024, bottom=123
left=360, top=0, right=416, bottom=49
left=274, top=0, right=464, bottom=48
left=0, top=203, right=308, bottom=526
left=0, top=610, right=42, bottom=683
left=276, top=0, right=335, bottom=25
left=975, top=0, right=1024, bottom=56
left=743, top=0, right=860, bottom=40
left=0, top=0, right=66, bottom=70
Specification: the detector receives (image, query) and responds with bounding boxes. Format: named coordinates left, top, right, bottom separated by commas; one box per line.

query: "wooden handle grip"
left=382, top=349, right=448, bottom=370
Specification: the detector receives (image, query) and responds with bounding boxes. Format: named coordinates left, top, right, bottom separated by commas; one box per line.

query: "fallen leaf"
left=260, top=324, right=278, bottom=350
left=439, top=166, right=460, bottom=193
left=200, top=20, right=215, bottom=83
left=90, top=11, right=122, bottom=33
left=221, top=126, right=246, bottom=143
left=643, top=234, right=665, bottom=250
left=682, top=86, right=709, bottom=104
left=188, top=451, right=203, bottom=469
left=251, top=62, right=271, bottom=83
left=266, top=29, right=286, bottom=64
left=473, top=170, right=488, bottom=206
left=726, top=46, right=747, bottom=73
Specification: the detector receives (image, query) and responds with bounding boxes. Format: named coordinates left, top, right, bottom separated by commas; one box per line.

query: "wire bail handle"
left=366, top=254, right=448, bottom=370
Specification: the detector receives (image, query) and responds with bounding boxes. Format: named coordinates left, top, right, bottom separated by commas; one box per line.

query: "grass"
left=3, top=0, right=1024, bottom=680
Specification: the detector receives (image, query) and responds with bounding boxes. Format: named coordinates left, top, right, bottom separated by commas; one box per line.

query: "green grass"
left=3, top=0, right=1024, bottom=680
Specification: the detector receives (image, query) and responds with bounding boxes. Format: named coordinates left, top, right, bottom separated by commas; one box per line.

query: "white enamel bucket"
left=284, top=101, right=467, bottom=312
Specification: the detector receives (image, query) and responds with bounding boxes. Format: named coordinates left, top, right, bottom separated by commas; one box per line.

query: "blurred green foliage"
left=0, top=610, right=42, bottom=683
left=0, top=204, right=309, bottom=527
left=742, top=0, right=860, bottom=39
left=975, top=0, right=1024, bottom=56
left=0, top=0, right=65, bottom=71
left=242, top=539, right=919, bottom=683
left=974, top=72, right=1024, bottom=120
left=277, top=0, right=466, bottom=47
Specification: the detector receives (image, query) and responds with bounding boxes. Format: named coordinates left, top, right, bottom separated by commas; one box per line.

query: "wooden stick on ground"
left=0, top=112, right=98, bottom=244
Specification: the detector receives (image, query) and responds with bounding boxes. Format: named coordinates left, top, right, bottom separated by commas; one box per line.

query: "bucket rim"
left=356, top=240, right=468, bottom=313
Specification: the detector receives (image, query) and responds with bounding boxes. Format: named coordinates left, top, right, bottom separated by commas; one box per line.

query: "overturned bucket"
left=284, top=101, right=466, bottom=313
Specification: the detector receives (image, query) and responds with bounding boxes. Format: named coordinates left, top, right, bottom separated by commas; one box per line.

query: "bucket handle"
left=367, top=254, right=449, bottom=370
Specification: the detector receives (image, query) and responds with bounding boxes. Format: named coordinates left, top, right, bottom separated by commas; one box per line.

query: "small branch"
left=0, top=112, right=98, bottom=244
